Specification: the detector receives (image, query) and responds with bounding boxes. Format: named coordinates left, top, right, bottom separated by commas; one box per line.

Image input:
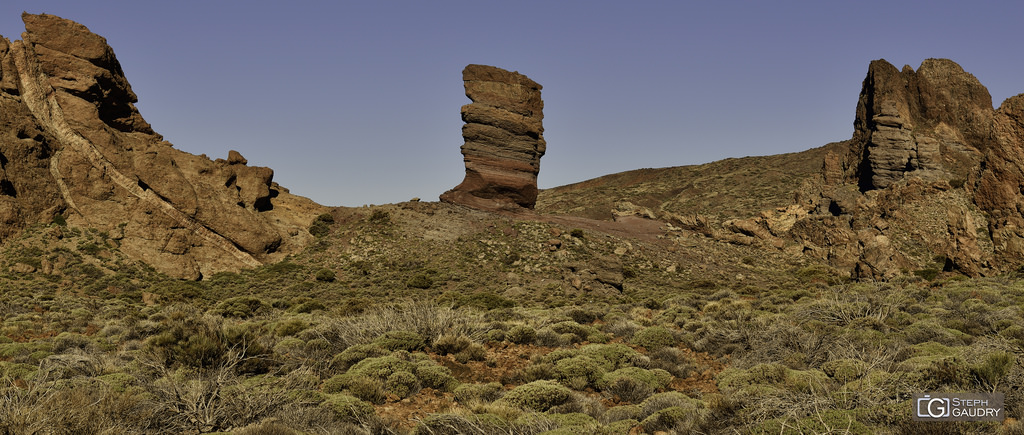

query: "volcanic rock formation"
left=756, top=59, right=1024, bottom=278
left=538, top=58, right=1024, bottom=280
left=0, top=13, right=322, bottom=279
left=440, top=64, right=545, bottom=211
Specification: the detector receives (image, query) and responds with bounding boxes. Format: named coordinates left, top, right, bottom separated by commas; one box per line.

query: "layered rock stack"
left=848, top=59, right=993, bottom=191
left=440, top=64, right=546, bottom=211
left=0, top=13, right=321, bottom=279
left=811, top=58, right=1024, bottom=276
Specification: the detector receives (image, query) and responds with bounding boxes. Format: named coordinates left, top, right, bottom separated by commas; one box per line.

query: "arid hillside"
left=1, top=13, right=1024, bottom=435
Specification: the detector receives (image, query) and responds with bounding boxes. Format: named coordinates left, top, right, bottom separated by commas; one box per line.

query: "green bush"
left=606, top=376, right=654, bottom=403
left=315, top=268, right=336, bottom=282
left=603, top=419, right=640, bottom=434
left=368, top=210, right=390, bottom=224
left=641, top=406, right=704, bottom=433
left=498, top=380, right=575, bottom=412
left=331, top=344, right=389, bottom=371
left=632, top=326, right=676, bottom=350
left=460, top=292, right=515, bottom=310
left=309, top=213, right=335, bottom=238
left=320, top=393, right=376, bottom=423
left=639, top=392, right=707, bottom=432
left=275, top=318, right=308, bottom=337
left=373, top=330, right=426, bottom=352
left=599, top=367, right=672, bottom=392
left=434, top=334, right=473, bottom=355
left=507, top=325, right=537, bottom=344
left=453, top=382, right=504, bottom=403
left=972, top=352, right=1014, bottom=390
left=292, top=299, right=326, bottom=314
left=386, top=370, right=420, bottom=398
left=604, top=404, right=642, bottom=422
left=214, top=296, right=267, bottom=318
left=716, top=363, right=788, bottom=390
left=579, top=343, right=645, bottom=371
left=144, top=316, right=226, bottom=369
left=345, top=377, right=387, bottom=404
left=455, top=343, right=487, bottom=364
left=550, top=321, right=597, bottom=343
left=822, top=358, right=868, bottom=383
left=555, top=356, right=605, bottom=390
left=414, top=360, right=459, bottom=391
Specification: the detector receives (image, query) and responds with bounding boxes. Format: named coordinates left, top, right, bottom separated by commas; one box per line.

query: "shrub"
left=972, top=352, right=1014, bottom=390
left=320, top=393, right=376, bottom=423
left=453, top=382, right=504, bottom=404
left=507, top=325, right=537, bottom=344
left=640, top=392, right=706, bottom=431
left=566, top=308, right=601, bottom=324
left=330, top=344, right=389, bottom=371
left=632, top=326, right=676, bottom=350
left=372, top=330, right=425, bottom=352
left=460, top=292, right=515, bottom=310
left=716, top=363, right=788, bottom=390
left=309, top=213, right=334, bottom=238
left=52, top=332, right=93, bottom=353
left=641, top=406, right=706, bottom=433
left=434, top=334, right=473, bottom=355
left=386, top=370, right=420, bottom=398
left=570, top=229, right=585, bottom=238
left=604, top=419, right=641, bottom=434
left=346, top=377, right=388, bottom=404
left=606, top=376, right=654, bottom=404
left=579, top=343, right=645, bottom=371
left=406, top=274, right=433, bottom=289
left=455, top=343, right=487, bottom=364
left=368, top=210, right=390, bottom=224
left=144, top=317, right=225, bottom=369
left=555, top=356, right=605, bottom=390
left=275, top=318, right=308, bottom=337
left=214, top=296, right=267, bottom=318
left=498, top=380, right=574, bottom=412
left=550, top=321, right=596, bottom=343
left=648, top=347, right=694, bottom=378
left=822, top=358, right=868, bottom=383
left=291, top=300, right=326, bottom=314
left=315, top=269, right=336, bottom=282
left=599, top=367, right=672, bottom=393
left=414, top=360, right=459, bottom=391
left=413, top=414, right=506, bottom=435
left=603, top=404, right=642, bottom=423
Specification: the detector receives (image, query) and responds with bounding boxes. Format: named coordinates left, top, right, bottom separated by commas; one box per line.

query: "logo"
left=912, top=393, right=1004, bottom=421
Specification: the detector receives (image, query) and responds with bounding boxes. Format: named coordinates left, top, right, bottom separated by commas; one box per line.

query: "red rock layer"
left=441, top=64, right=545, bottom=211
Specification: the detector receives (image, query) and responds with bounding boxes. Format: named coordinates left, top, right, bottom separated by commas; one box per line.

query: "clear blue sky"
left=2, top=1, right=1023, bottom=207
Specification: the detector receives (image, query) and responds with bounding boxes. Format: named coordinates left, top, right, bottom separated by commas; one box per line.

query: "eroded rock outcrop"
left=679, top=59, right=1022, bottom=279
left=0, top=13, right=323, bottom=279
left=440, top=64, right=545, bottom=211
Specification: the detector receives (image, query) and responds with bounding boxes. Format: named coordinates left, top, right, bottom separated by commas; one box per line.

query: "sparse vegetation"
left=0, top=210, right=1022, bottom=434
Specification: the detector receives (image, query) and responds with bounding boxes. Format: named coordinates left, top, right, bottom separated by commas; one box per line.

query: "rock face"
left=0, top=13, right=322, bottom=279
left=775, top=59, right=1024, bottom=278
left=440, top=64, right=545, bottom=211
left=850, top=59, right=993, bottom=191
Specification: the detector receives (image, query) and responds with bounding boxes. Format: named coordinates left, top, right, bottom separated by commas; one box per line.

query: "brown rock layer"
left=441, top=64, right=545, bottom=211
left=0, top=13, right=323, bottom=279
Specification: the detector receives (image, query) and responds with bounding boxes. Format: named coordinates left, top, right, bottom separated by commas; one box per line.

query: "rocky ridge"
left=441, top=64, right=546, bottom=211
left=540, top=58, right=1024, bottom=280
left=0, top=13, right=323, bottom=279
